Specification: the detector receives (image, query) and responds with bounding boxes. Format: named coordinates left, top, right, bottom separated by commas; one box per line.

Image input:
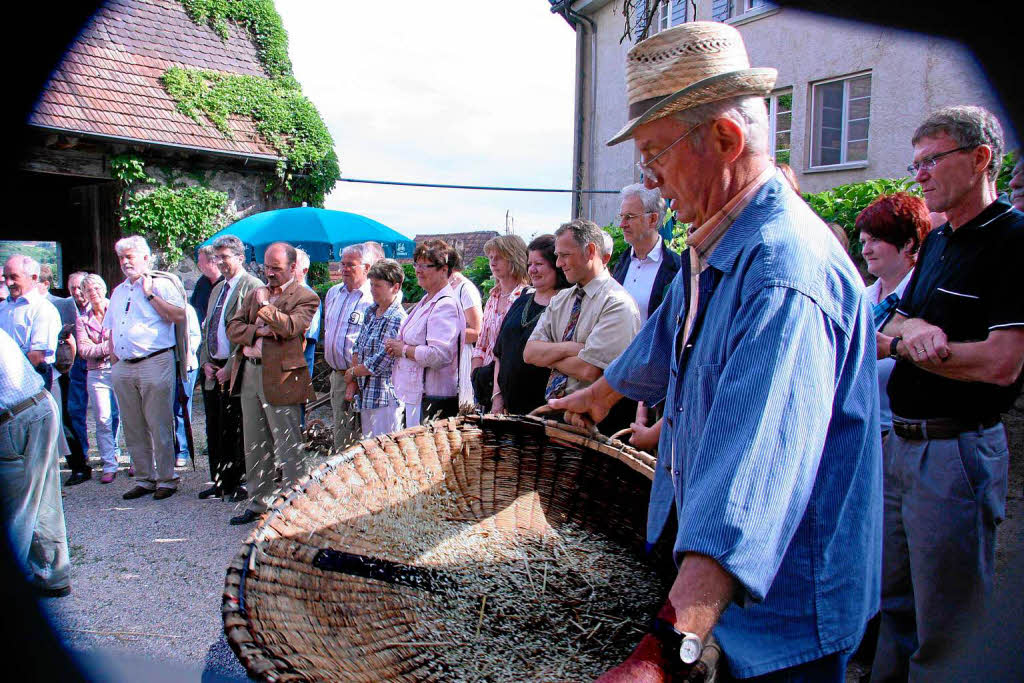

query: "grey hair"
left=362, top=241, right=386, bottom=262
left=68, top=270, right=88, bottom=287
left=81, top=273, right=107, bottom=297
left=601, top=231, right=614, bottom=257
left=198, top=244, right=217, bottom=259
left=670, top=95, right=770, bottom=156
left=620, top=183, right=666, bottom=224
left=39, top=263, right=55, bottom=286
left=295, top=248, right=310, bottom=272
left=555, top=218, right=605, bottom=253
left=5, top=254, right=40, bottom=277
left=212, top=234, right=245, bottom=259
left=912, top=105, right=1004, bottom=182
left=115, top=235, right=151, bottom=258
left=341, top=243, right=378, bottom=267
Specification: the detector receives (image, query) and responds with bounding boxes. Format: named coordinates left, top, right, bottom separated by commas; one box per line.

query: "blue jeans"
left=300, top=340, right=316, bottom=429
left=725, top=651, right=851, bottom=682
left=174, top=368, right=199, bottom=461
left=67, top=357, right=89, bottom=452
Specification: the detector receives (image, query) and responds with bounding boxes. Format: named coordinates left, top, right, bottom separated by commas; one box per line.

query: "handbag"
left=55, top=323, right=77, bottom=374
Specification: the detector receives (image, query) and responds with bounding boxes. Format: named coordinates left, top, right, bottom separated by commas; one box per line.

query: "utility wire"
left=337, top=177, right=619, bottom=194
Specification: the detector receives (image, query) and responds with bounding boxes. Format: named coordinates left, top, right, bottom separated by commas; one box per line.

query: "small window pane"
left=847, top=119, right=869, bottom=141
left=848, top=97, right=870, bottom=121
left=776, top=111, right=792, bottom=132
left=847, top=139, right=868, bottom=161
left=777, top=93, right=793, bottom=112
left=776, top=131, right=791, bottom=150
left=848, top=76, right=872, bottom=99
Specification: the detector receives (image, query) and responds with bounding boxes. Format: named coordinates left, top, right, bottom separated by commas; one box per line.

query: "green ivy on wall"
left=111, top=154, right=228, bottom=266
left=166, top=0, right=340, bottom=207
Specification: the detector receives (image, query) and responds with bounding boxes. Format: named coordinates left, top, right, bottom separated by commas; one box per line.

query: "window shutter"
left=712, top=0, right=732, bottom=21
left=671, top=0, right=688, bottom=24
left=634, top=0, right=648, bottom=41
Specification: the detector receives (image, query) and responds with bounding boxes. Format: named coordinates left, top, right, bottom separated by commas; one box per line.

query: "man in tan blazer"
left=197, top=235, right=262, bottom=501
left=226, top=242, right=319, bottom=525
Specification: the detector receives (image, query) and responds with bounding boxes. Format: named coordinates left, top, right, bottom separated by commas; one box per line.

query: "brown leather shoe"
left=122, top=486, right=155, bottom=500
left=153, top=488, right=176, bottom=500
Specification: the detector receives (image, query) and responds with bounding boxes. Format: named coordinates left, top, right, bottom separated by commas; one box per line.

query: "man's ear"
left=972, top=145, right=993, bottom=179
left=709, top=117, right=745, bottom=163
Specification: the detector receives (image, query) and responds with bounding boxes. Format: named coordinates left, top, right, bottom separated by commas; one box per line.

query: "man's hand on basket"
left=596, top=634, right=672, bottom=682
left=547, top=377, right=621, bottom=430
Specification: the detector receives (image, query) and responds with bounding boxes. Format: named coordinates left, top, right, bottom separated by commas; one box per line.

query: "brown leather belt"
left=0, top=391, right=49, bottom=426
left=123, top=347, right=173, bottom=364
left=892, top=416, right=1001, bottom=441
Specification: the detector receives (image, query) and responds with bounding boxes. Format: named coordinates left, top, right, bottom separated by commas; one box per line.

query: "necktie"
left=545, top=287, right=586, bottom=400
left=206, top=283, right=229, bottom=358
left=873, top=292, right=900, bottom=330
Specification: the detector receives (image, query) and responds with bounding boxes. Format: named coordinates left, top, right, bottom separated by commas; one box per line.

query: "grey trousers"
left=329, top=370, right=360, bottom=451
left=240, top=363, right=306, bottom=514
left=0, top=393, right=70, bottom=591
left=871, top=422, right=1008, bottom=682
left=111, top=351, right=179, bottom=490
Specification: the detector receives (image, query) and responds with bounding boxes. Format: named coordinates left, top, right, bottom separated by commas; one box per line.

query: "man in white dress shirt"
left=104, top=236, right=186, bottom=501
left=323, top=243, right=378, bottom=449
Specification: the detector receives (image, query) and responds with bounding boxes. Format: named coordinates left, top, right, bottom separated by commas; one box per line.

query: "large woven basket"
left=222, top=414, right=665, bottom=681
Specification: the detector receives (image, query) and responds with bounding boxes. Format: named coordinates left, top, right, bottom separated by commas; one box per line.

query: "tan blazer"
left=226, top=282, right=320, bottom=406
left=198, top=272, right=262, bottom=391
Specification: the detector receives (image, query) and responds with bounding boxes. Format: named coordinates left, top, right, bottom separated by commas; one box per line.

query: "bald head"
left=264, top=242, right=297, bottom=289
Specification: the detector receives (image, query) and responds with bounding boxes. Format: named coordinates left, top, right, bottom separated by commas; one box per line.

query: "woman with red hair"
left=856, top=192, right=932, bottom=435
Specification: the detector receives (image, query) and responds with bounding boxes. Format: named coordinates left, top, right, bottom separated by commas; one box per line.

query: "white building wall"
left=568, top=1, right=1011, bottom=207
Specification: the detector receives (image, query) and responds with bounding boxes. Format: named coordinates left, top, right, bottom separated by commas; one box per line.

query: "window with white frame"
left=766, top=89, right=792, bottom=166
left=654, top=0, right=684, bottom=33
left=810, top=72, right=871, bottom=167
left=744, top=0, right=768, bottom=10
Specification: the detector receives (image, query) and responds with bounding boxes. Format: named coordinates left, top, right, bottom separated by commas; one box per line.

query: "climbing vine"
left=165, top=0, right=340, bottom=207
left=111, top=154, right=229, bottom=266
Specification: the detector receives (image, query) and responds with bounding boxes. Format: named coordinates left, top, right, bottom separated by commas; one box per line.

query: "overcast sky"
left=277, top=1, right=578, bottom=241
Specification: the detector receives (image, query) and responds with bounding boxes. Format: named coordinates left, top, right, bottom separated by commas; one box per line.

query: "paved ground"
left=38, top=391, right=1024, bottom=680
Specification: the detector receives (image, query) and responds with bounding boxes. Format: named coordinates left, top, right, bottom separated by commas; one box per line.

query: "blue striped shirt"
left=605, top=174, right=881, bottom=678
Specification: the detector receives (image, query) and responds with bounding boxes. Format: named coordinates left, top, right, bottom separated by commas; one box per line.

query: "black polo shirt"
left=888, top=195, right=1024, bottom=420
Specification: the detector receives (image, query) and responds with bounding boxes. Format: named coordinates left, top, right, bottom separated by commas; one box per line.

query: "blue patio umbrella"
left=200, top=207, right=416, bottom=262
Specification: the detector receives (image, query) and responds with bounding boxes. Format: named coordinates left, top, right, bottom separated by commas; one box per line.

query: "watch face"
left=680, top=636, right=702, bottom=665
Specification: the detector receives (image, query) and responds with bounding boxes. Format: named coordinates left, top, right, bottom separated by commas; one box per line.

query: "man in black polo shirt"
left=873, top=105, right=1024, bottom=680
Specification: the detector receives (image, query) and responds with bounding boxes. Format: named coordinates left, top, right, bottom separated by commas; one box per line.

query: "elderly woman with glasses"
left=74, top=273, right=122, bottom=482
left=384, top=240, right=465, bottom=427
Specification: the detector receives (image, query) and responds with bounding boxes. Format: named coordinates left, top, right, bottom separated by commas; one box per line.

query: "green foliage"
left=161, top=67, right=339, bottom=206
left=464, top=256, right=495, bottom=300
left=167, top=1, right=340, bottom=207
left=122, top=186, right=229, bottom=266
left=802, top=177, right=921, bottom=264
left=312, top=280, right=333, bottom=301
left=402, top=264, right=425, bottom=304
left=178, top=0, right=293, bottom=78
left=307, top=261, right=331, bottom=289
left=110, top=154, right=152, bottom=185
left=997, top=150, right=1017, bottom=195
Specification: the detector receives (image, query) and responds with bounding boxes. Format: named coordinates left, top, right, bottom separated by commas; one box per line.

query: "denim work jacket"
left=605, top=173, right=882, bottom=677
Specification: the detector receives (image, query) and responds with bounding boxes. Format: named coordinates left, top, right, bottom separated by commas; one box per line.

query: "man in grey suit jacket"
left=197, top=235, right=262, bottom=500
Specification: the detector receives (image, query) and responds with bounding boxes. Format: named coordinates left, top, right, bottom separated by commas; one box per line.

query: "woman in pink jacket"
left=75, top=273, right=122, bottom=483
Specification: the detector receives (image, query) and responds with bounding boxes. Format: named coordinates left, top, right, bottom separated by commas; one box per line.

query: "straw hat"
left=607, top=21, right=777, bottom=146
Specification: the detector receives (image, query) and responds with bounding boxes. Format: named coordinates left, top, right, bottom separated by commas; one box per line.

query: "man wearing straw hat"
left=551, top=22, right=881, bottom=681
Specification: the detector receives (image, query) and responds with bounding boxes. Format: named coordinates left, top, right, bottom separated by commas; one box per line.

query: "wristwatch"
left=146, top=293, right=156, bottom=301
left=889, top=335, right=901, bottom=360
left=650, top=618, right=704, bottom=667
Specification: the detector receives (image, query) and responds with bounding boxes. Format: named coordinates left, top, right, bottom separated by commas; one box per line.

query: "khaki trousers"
left=0, top=393, right=70, bottom=591
left=330, top=370, right=360, bottom=451
left=240, top=361, right=305, bottom=513
left=111, top=351, right=178, bottom=490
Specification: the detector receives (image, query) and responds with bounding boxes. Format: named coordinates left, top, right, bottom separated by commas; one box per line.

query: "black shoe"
left=153, top=488, right=176, bottom=500
left=33, top=584, right=71, bottom=598
left=230, top=509, right=259, bottom=525
left=64, top=471, right=92, bottom=487
left=122, top=485, right=155, bottom=500
left=198, top=486, right=222, bottom=500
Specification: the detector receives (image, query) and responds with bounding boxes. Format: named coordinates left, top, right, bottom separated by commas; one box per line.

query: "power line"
left=337, top=177, right=619, bottom=194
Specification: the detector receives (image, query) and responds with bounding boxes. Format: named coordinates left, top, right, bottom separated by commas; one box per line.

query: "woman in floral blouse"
left=345, top=260, right=408, bottom=438
left=471, top=235, right=529, bottom=411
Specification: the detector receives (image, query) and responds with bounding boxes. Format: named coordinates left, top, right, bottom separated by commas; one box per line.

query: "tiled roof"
left=28, top=0, right=279, bottom=159
left=413, top=231, right=501, bottom=264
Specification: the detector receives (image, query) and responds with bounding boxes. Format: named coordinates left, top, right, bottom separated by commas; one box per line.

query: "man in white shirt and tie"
left=197, top=235, right=262, bottom=500
left=104, top=236, right=186, bottom=501
left=323, top=243, right=377, bottom=449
